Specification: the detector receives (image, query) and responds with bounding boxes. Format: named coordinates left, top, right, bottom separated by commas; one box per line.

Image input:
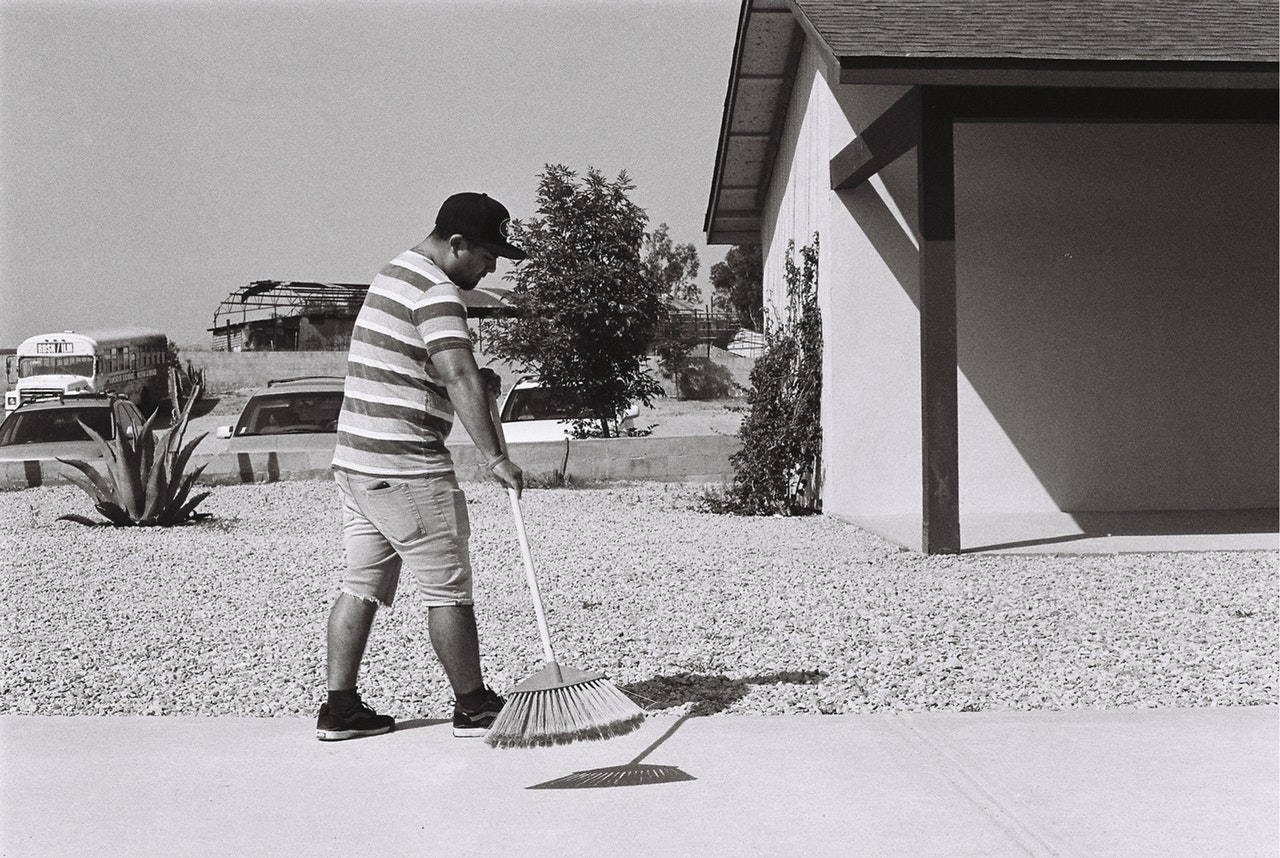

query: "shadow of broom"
left=527, top=713, right=697, bottom=789
left=526, top=669, right=827, bottom=790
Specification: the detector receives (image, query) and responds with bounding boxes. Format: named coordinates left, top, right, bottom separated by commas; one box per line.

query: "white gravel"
left=2, top=480, right=1276, bottom=720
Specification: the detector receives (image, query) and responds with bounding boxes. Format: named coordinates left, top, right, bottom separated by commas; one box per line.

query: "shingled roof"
left=796, top=0, right=1279, bottom=63
left=705, top=0, right=1279, bottom=244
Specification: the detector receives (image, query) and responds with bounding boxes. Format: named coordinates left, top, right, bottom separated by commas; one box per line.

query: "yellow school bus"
left=4, top=328, right=170, bottom=414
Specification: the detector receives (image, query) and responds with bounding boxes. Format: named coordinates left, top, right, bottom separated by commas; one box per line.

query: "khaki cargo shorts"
left=334, top=470, right=473, bottom=608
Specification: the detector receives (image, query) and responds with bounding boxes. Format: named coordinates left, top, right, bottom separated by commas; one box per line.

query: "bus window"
left=18, top=356, right=95, bottom=378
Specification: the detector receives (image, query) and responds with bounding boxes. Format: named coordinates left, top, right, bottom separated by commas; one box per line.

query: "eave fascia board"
left=709, top=229, right=763, bottom=246
left=838, top=57, right=1279, bottom=90
left=935, top=85, right=1279, bottom=123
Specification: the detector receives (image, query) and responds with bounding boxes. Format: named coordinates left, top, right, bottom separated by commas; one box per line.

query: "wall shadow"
left=842, top=121, right=1279, bottom=519
left=952, top=124, right=1279, bottom=512
left=838, top=176, right=919, bottom=311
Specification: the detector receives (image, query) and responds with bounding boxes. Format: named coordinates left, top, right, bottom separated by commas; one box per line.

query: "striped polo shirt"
left=331, top=249, right=473, bottom=477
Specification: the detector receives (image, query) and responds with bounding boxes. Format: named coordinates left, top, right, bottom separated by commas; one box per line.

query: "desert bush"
left=675, top=358, right=736, bottom=400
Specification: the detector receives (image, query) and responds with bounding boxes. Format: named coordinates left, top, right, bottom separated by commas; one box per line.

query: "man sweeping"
left=317, top=192, right=526, bottom=741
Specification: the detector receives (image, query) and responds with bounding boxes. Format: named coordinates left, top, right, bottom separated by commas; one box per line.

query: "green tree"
left=488, top=165, right=665, bottom=437
left=643, top=223, right=703, bottom=398
left=642, top=223, right=701, bottom=304
left=710, top=244, right=764, bottom=331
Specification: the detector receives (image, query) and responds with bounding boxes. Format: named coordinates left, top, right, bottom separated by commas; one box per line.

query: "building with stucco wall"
left=705, top=0, right=1278, bottom=552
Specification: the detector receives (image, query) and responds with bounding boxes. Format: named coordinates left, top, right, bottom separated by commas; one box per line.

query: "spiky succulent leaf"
left=56, top=458, right=114, bottom=505
left=76, top=419, right=117, bottom=464
left=56, top=514, right=102, bottom=526
left=94, top=501, right=134, bottom=526
left=140, top=445, right=172, bottom=524
left=139, top=404, right=164, bottom=437
left=170, top=490, right=212, bottom=524
left=137, top=431, right=156, bottom=497
left=164, top=384, right=202, bottom=459
left=170, top=432, right=208, bottom=482
left=75, top=419, right=125, bottom=500
left=167, top=464, right=209, bottom=517
left=166, top=470, right=199, bottom=514
left=114, top=423, right=148, bottom=521
left=96, top=417, right=138, bottom=518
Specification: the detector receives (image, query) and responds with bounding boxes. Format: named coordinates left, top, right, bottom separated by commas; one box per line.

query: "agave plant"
left=57, top=387, right=211, bottom=527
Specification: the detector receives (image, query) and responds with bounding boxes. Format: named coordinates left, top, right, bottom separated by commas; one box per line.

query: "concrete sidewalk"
left=2, top=707, right=1276, bottom=857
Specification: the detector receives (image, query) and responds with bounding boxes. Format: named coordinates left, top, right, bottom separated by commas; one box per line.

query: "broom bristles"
left=485, top=675, right=646, bottom=749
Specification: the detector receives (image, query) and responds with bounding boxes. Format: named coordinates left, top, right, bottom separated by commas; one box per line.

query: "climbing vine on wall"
left=707, top=234, right=822, bottom=516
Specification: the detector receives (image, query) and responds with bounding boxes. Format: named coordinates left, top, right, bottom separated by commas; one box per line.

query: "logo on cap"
left=499, top=218, right=513, bottom=240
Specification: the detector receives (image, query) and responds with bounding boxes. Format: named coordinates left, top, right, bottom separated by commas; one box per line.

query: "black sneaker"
left=452, top=687, right=505, bottom=738
left=315, top=698, right=395, bottom=741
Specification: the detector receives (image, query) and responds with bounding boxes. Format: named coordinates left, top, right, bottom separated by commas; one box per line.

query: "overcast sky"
left=0, top=0, right=741, bottom=347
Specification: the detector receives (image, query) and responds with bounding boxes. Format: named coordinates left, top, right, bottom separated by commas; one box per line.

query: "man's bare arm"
left=432, top=348, right=522, bottom=495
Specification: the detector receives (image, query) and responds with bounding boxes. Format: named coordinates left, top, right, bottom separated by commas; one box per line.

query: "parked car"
left=215, top=377, right=345, bottom=453
left=0, top=393, right=147, bottom=462
left=496, top=379, right=639, bottom=443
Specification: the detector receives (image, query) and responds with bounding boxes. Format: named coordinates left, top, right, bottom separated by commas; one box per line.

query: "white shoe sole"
left=316, top=725, right=394, bottom=741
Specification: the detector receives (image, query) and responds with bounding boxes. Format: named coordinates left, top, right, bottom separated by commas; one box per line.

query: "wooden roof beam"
left=829, top=87, right=921, bottom=191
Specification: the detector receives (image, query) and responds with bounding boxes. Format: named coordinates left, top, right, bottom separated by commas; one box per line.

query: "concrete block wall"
left=181, top=349, right=755, bottom=401
left=181, top=350, right=348, bottom=392
left=0, top=435, right=742, bottom=491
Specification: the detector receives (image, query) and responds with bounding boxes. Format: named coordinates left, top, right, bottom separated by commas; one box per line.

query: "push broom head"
left=485, top=662, right=646, bottom=749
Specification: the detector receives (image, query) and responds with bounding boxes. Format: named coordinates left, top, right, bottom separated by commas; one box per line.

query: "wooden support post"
left=917, top=88, right=961, bottom=554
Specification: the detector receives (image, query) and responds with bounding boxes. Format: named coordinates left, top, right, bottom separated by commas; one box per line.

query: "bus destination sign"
left=35, top=342, right=74, bottom=354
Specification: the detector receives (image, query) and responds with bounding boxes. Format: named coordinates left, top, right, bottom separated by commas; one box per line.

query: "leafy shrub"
left=58, top=388, right=211, bottom=527
left=704, top=236, right=822, bottom=516
left=675, top=358, right=736, bottom=400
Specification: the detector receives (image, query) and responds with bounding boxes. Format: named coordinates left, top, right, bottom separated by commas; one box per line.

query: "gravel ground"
left=2, top=480, right=1276, bottom=720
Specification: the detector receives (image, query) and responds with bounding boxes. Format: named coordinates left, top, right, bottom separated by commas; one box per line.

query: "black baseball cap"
left=435, top=192, right=527, bottom=260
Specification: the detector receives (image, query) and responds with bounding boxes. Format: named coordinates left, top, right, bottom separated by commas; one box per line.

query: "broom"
left=483, top=391, right=646, bottom=748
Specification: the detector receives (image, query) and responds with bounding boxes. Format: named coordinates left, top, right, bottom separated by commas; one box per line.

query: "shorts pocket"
left=434, top=484, right=470, bottom=541
left=358, top=482, right=426, bottom=543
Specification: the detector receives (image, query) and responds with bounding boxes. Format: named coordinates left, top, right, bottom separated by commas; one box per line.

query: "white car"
left=215, top=377, right=345, bottom=454
left=0, top=393, right=148, bottom=462
left=496, top=379, right=638, bottom=443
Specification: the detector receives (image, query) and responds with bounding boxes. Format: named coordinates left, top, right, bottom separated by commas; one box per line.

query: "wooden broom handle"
left=507, top=488, right=558, bottom=666
left=488, top=391, right=558, bottom=665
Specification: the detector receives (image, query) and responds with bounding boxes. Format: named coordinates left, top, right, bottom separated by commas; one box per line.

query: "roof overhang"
left=704, top=0, right=804, bottom=246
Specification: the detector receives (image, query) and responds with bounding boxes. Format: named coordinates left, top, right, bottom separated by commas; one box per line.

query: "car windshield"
left=235, top=391, right=344, bottom=436
left=0, top=406, right=114, bottom=445
left=500, top=387, right=592, bottom=423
